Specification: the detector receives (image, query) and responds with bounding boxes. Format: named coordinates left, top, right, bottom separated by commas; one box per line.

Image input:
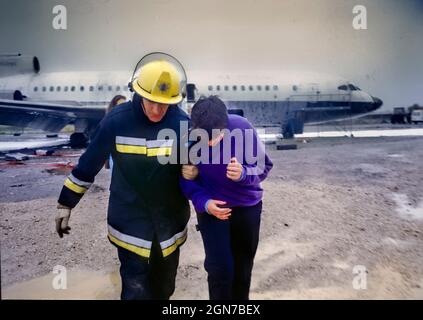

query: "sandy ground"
left=1, top=135, right=423, bottom=299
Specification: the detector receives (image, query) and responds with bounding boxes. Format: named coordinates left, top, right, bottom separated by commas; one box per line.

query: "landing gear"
left=70, top=132, right=88, bottom=148
left=282, top=114, right=304, bottom=139
left=282, top=123, right=294, bottom=139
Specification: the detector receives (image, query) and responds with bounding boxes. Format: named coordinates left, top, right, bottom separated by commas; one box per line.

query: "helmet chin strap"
left=140, top=97, right=147, bottom=115
left=134, top=93, right=148, bottom=118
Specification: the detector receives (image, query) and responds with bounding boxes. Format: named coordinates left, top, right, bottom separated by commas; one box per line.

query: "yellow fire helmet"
left=131, top=59, right=183, bottom=105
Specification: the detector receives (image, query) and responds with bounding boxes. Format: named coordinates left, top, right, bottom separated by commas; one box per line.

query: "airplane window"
left=208, top=85, right=213, bottom=91
left=89, top=86, right=94, bottom=92
left=71, top=86, right=75, bottom=92
left=233, top=85, right=237, bottom=91
left=241, top=85, right=245, bottom=91
left=80, top=86, right=85, bottom=91
left=249, top=85, right=253, bottom=91
left=116, top=86, right=120, bottom=91
left=33, top=87, right=38, bottom=92
left=338, top=85, right=348, bottom=91
left=42, top=86, right=46, bottom=92
left=348, top=84, right=360, bottom=91
left=98, top=86, right=103, bottom=91
left=56, top=86, right=61, bottom=92
left=64, top=86, right=68, bottom=92
left=108, top=85, right=113, bottom=91
left=265, top=85, right=270, bottom=91
left=216, top=85, right=221, bottom=91
left=273, top=85, right=278, bottom=91
left=224, top=85, right=229, bottom=91
left=50, top=86, right=54, bottom=92
left=257, top=85, right=262, bottom=91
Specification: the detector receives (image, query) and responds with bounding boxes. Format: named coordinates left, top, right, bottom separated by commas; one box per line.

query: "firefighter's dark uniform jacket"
left=58, top=94, right=190, bottom=259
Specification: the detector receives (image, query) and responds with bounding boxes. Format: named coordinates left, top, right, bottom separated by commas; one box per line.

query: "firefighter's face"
left=142, top=98, right=169, bottom=122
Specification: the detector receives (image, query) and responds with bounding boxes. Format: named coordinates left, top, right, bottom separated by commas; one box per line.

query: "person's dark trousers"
left=116, top=237, right=180, bottom=300
left=197, top=200, right=262, bottom=300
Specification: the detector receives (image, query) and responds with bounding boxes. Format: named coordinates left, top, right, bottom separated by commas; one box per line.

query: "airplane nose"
left=372, top=96, right=383, bottom=110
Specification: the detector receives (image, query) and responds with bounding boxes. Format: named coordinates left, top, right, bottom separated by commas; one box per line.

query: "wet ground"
left=1, top=132, right=423, bottom=299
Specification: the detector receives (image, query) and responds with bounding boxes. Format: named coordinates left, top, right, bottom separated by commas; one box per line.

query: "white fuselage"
left=0, top=70, right=374, bottom=108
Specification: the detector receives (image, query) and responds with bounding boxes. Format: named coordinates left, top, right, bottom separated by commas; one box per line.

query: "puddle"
left=2, top=269, right=121, bottom=300
left=392, top=193, right=423, bottom=220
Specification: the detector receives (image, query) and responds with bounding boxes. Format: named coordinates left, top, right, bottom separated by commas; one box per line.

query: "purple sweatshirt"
left=180, top=114, right=273, bottom=213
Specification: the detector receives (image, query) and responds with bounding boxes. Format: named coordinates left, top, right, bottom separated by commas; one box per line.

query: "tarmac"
left=1, top=124, right=423, bottom=299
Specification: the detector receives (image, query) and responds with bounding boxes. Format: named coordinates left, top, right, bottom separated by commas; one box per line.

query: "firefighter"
left=55, top=54, right=191, bottom=300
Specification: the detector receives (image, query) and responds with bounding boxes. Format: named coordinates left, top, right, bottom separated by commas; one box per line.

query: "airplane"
left=0, top=53, right=383, bottom=147
left=186, top=71, right=383, bottom=138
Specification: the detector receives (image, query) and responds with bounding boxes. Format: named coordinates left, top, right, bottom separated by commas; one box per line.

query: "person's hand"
left=207, top=200, right=232, bottom=220
left=56, top=205, right=72, bottom=238
left=226, top=157, right=243, bottom=181
left=182, top=164, right=199, bottom=180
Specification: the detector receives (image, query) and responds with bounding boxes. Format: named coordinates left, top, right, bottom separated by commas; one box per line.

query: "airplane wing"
left=0, top=99, right=105, bottom=133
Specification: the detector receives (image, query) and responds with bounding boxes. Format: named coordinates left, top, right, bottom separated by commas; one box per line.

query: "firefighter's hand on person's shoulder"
left=182, top=164, right=199, bottom=180
left=56, top=204, right=72, bottom=238
left=206, top=200, right=232, bottom=220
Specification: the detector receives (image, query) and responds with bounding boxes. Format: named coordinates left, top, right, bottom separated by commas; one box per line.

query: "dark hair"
left=107, top=95, right=126, bottom=113
left=191, top=96, right=228, bottom=138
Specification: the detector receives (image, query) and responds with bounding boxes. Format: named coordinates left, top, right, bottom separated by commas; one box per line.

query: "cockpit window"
left=338, top=84, right=361, bottom=91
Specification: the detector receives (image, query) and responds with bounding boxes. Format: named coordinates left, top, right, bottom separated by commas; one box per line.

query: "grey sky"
left=0, top=0, right=422, bottom=112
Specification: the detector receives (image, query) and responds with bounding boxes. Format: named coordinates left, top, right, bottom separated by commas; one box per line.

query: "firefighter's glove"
left=56, top=205, right=72, bottom=238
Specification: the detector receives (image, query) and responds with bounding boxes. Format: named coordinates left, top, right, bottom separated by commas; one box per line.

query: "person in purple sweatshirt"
left=180, top=96, right=273, bottom=300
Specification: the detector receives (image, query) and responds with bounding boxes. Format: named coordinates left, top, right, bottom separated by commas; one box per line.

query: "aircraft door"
left=186, top=83, right=196, bottom=103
